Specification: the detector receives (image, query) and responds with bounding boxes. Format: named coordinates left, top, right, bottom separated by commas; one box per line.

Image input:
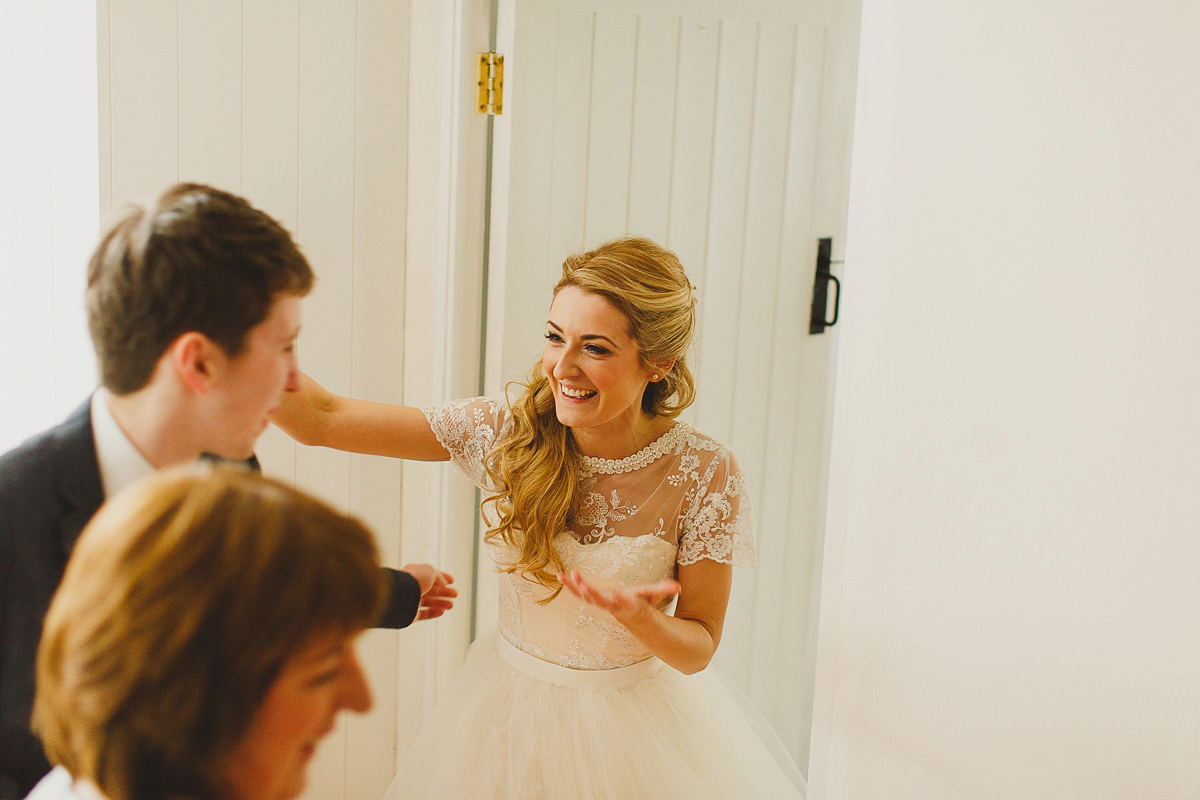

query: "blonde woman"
left=273, top=237, right=804, bottom=798
left=30, top=466, right=386, bottom=800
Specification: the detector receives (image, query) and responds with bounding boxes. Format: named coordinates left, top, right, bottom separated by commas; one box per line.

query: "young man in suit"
left=0, top=183, right=455, bottom=799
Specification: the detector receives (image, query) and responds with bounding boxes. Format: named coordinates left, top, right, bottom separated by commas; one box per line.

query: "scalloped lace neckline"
left=578, top=422, right=686, bottom=475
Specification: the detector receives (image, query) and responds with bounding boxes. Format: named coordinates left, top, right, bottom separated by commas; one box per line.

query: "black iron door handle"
left=810, top=237, right=840, bottom=335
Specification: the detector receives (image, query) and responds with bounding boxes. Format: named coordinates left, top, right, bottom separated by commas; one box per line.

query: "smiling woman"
left=269, top=236, right=806, bottom=798
left=29, top=466, right=386, bottom=800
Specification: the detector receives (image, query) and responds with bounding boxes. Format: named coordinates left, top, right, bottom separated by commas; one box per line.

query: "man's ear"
left=169, top=332, right=220, bottom=394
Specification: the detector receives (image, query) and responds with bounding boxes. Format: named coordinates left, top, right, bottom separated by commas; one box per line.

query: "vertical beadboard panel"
left=719, top=21, right=802, bottom=685
left=626, top=15, right=679, bottom=243
left=243, top=0, right=301, bottom=485
left=97, top=0, right=112, bottom=214
left=401, top=0, right=492, bottom=753
left=664, top=15, right=719, bottom=371
left=692, top=21, right=757, bottom=447
left=546, top=11, right=593, bottom=276
left=495, top=1, right=853, bottom=772
left=492, top=0, right=557, bottom=392
left=294, top=0, right=356, bottom=511
left=178, top=0, right=241, bottom=189
left=295, top=5, right=357, bottom=798
left=398, top=0, right=450, bottom=748
left=581, top=12, right=636, bottom=243
left=344, top=1, right=409, bottom=794
left=750, top=26, right=827, bottom=768
left=108, top=0, right=177, bottom=199
left=441, top=0, right=492, bottom=683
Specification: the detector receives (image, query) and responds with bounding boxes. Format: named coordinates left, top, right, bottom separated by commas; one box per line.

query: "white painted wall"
left=0, top=0, right=98, bottom=453
left=810, top=2, right=1200, bottom=798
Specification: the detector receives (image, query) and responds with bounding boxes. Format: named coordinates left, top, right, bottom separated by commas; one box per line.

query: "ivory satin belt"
left=495, top=633, right=662, bottom=689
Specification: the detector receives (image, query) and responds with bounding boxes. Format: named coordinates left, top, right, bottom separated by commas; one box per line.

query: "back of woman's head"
left=33, top=466, right=386, bottom=800
left=556, top=236, right=697, bottom=417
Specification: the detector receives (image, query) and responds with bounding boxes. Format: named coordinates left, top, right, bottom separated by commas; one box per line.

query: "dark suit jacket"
left=0, top=401, right=420, bottom=798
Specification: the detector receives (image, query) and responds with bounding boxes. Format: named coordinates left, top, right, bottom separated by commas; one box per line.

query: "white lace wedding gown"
left=385, top=397, right=805, bottom=799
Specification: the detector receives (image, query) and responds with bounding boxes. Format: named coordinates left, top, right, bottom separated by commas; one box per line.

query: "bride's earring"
left=651, top=374, right=660, bottom=381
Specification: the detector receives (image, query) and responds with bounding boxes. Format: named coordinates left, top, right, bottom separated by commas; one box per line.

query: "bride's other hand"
left=271, top=372, right=336, bottom=446
left=558, top=570, right=680, bottom=625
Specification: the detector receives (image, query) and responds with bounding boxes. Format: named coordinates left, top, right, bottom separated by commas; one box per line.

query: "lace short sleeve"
left=677, top=447, right=756, bottom=567
left=421, top=397, right=507, bottom=489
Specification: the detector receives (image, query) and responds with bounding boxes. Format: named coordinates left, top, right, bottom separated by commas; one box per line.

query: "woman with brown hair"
left=28, top=467, right=386, bottom=800
left=273, top=236, right=804, bottom=798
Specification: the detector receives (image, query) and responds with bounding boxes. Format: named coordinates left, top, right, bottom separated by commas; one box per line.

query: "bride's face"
left=224, top=631, right=371, bottom=800
left=542, top=286, right=657, bottom=442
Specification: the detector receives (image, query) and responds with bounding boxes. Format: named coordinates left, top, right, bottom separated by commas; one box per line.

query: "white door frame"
left=397, top=0, right=494, bottom=734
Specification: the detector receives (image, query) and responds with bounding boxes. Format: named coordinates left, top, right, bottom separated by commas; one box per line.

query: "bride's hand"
left=558, top=570, right=681, bottom=625
left=270, top=372, right=336, bottom=446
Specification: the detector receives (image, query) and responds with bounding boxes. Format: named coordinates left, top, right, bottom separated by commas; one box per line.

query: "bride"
left=273, top=236, right=804, bottom=799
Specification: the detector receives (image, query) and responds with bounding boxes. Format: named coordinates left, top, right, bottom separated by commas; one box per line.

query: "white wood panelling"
left=398, top=0, right=489, bottom=752
left=582, top=13, right=637, bottom=243
left=626, top=15, right=679, bottom=243
left=344, top=2, right=409, bottom=793
left=107, top=0, right=177, bottom=202
left=241, top=1, right=302, bottom=484
left=178, top=0, right=242, bottom=190
left=98, top=3, right=489, bottom=799
left=489, top=0, right=861, bottom=770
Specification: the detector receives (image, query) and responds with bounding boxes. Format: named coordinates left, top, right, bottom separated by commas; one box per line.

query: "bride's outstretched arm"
left=271, top=372, right=451, bottom=461
left=559, top=559, right=731, bottom=675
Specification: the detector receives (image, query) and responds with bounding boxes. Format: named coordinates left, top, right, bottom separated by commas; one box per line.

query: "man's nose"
left=284, top=360, right=301, bottom=393
left=341, top=649, right=372, bottom=714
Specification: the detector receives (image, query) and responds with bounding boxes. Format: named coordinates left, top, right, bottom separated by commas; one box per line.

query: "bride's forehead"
left=548, top=287, right=630, bottom=333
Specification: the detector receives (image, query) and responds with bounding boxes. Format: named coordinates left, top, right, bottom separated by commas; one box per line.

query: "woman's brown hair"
left=33, top=466, right=386, bottom=800
left=483, top=236, right=697, bottom=594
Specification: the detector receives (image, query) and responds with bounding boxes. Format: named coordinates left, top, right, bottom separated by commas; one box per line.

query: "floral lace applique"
left=668, top=451, right=702, bottom=488
left=563, top=641, right=632, bottom=670
left=576, top=613, right=636, bottom=658
left=575, top=489, right=638, bottom=544
left=558, top=534, right=676, bottom=582
left=677, top=453, right=755, bottom=567
left=422, top=397, right=503, bottom=488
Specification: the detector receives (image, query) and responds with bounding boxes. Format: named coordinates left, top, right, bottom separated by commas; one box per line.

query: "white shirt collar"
left=91, top=389, right=157, bottom=498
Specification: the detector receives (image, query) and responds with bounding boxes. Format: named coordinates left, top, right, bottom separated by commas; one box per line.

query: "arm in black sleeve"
left=376, top=567, right=421, bottom=629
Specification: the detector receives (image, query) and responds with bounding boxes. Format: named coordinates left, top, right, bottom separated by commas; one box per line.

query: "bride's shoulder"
left=673, top=422, right=733, bottom=458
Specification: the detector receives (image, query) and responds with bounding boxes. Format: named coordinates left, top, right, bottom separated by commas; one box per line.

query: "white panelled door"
left=484, top=0, right=853, bottom=768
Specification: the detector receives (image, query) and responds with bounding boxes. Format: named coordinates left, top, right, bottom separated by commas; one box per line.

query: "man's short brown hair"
left=87, top=183, right=314, bottom=394
left=33, top=466, right=385, bottom=800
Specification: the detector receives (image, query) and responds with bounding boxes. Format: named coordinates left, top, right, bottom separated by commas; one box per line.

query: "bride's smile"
left=543, top=286, right=668, bottom=459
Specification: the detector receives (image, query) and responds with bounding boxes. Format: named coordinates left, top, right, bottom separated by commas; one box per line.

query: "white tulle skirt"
left=383, top=630, right=805, bottom=800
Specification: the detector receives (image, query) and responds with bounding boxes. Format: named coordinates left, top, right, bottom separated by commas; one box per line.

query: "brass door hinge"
left=477, top=52, right=504, bottom=115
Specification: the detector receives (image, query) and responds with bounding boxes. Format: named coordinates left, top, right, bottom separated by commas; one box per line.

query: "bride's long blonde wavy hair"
left=482, top=236, right=698, bottom=595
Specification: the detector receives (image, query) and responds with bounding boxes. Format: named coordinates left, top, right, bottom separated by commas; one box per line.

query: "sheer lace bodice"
left=424, top=397, right=755, bottom=670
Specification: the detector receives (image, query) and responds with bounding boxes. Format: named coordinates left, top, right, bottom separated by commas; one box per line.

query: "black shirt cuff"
left=377, top=567, right=420, bottom=629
